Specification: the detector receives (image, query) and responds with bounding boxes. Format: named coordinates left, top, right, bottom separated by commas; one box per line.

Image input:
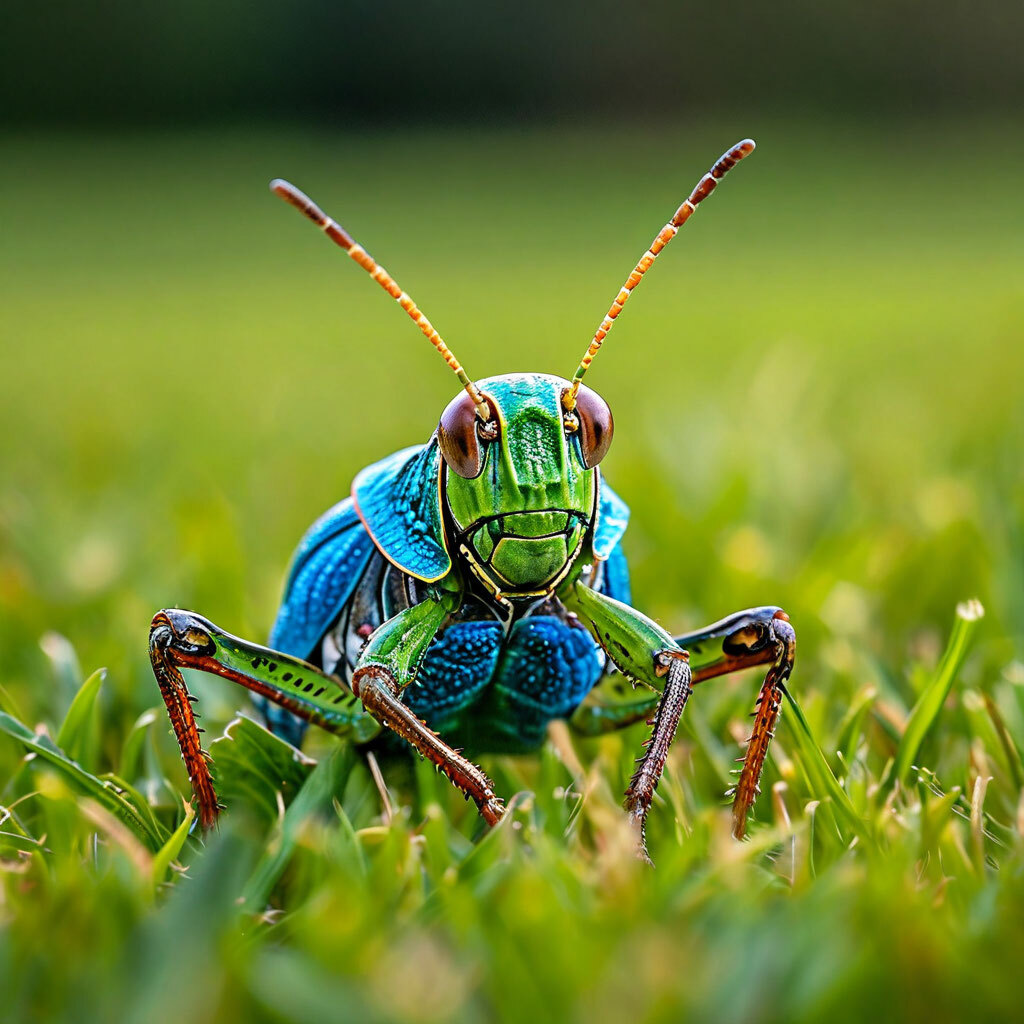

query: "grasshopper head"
left=437, top=373, right=613, bottom=596
left=274, top=140, right=756, bottom=594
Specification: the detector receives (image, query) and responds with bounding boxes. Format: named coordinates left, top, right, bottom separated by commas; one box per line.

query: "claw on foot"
left=625, top=801, right=655, bottom=865
left=481, top=796, right=506, bottom=828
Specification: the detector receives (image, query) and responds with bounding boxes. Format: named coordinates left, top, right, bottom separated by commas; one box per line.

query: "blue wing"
left=352, top=442, right=451, bottom=583
left=598, top=538, right=631, bottom=605
left=592, top=474, right=631, bottom=601
left=269, top=497, right=376, bottom=661
left=593, top=474, right=629, bottom=561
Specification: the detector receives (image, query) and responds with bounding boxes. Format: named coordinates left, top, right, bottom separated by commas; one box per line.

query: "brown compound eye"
left=572, top=384, right=614, bottom=468
left=438, top=390, right=498, bottom=479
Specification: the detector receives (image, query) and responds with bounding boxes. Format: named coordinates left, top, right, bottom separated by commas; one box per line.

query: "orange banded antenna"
left=270, top=179, right=490, bottom=420
left=563, top=139, right=757, bottom=412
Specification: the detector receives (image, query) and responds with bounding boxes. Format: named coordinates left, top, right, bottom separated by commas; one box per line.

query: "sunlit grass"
left=1, top=120, right=1022, bottom=1022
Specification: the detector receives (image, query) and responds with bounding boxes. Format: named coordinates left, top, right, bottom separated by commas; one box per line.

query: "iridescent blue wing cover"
left=599, top=539, right=631, bottom=605
left=593, top=474, right=629, bottom=561
left=269, top=497, right=376, bottom=660
left=352, top=443, right=451, bottom=582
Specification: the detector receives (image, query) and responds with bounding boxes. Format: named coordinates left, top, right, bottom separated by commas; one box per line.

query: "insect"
left=149, top=138, right=795, bottom=858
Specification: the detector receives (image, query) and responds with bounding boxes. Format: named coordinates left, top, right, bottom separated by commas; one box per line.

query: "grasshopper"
left=149, top=139, right=795, bottom=858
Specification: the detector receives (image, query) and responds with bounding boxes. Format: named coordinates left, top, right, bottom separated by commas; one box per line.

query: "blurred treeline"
left=3, top=1, right=1023, bottom=127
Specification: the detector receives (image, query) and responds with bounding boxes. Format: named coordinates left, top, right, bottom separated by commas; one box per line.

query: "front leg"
left=559, top=582, right=691, bottom=859
left=568, top=604, right=797, bottom=840
left=350, top=596, right=504, bottom=826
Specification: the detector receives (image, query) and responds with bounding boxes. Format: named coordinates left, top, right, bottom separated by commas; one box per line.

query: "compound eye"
left=573, top=384, right=614, bottom=468
left=438, top=390, right=497, bottom=479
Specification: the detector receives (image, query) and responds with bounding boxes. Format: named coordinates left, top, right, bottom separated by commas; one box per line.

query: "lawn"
left=0, top=119, right=1022, bottom=1023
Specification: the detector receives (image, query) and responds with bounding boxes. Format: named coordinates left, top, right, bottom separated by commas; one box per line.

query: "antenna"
left=270, top=179, right=490, bottom=420
left=563, top=139, right=756, bottom=411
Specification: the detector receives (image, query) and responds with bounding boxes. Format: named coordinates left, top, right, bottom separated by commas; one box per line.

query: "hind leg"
left=149, top=609, right=377, bottom=828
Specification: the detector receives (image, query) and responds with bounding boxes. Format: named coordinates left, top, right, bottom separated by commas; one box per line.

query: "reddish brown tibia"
left=149, top=616, right=220, bottom=829
left=564, top=139, right=756, bottom=412
left=270, top=179, right=490, bottom=420
left=730, top=613, right=796, bottom=838
left=354, top=665, right=505, bottom=826
left=691, top=647, right=784, bottom=685
left=150, top=613, right=344, bottom=829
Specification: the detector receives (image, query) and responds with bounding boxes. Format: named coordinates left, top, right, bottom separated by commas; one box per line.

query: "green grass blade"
left=241, top=746, right=351, bottom=912
left=101, top=772, right=171, bottom=845
left=118, top=708, right=177, bottom=810
left=39, top=631, right=83, bottom=710
left=834, top=685, right=877, bottom=766
left=331, top=797, right=368, bottom=879
left=917, top=777, right=962, bottom=857
left=893, top=599, right=985, bottom=785
left=152, top=802, right=195, bottom=889
left=982, top=691, right=1024, bottom=790
left=210, top=716, right=316, bottom=828
left=56, top=666, right=105, bottom=769
left=119, top=709, right=160, bottom=782
left=0, top=710, right=165, bottom=851
left=782, top=690, right=874, bottom=846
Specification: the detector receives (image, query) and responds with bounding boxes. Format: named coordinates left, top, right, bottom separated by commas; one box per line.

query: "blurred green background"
left=2, top=4, right=1023, bottom=1023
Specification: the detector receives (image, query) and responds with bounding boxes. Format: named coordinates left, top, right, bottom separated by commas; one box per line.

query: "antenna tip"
left=269, top=179, right=324, bottom=221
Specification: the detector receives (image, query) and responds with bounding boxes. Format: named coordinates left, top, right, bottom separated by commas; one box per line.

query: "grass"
left=1, top=119, right=1022, bottom=1023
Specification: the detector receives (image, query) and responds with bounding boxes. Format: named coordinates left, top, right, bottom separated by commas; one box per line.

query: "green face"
left=442, top=374, right=598, bottom=596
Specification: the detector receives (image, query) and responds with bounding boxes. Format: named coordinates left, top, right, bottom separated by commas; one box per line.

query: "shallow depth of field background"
left=2, top=5, right=1023, bottom=1023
